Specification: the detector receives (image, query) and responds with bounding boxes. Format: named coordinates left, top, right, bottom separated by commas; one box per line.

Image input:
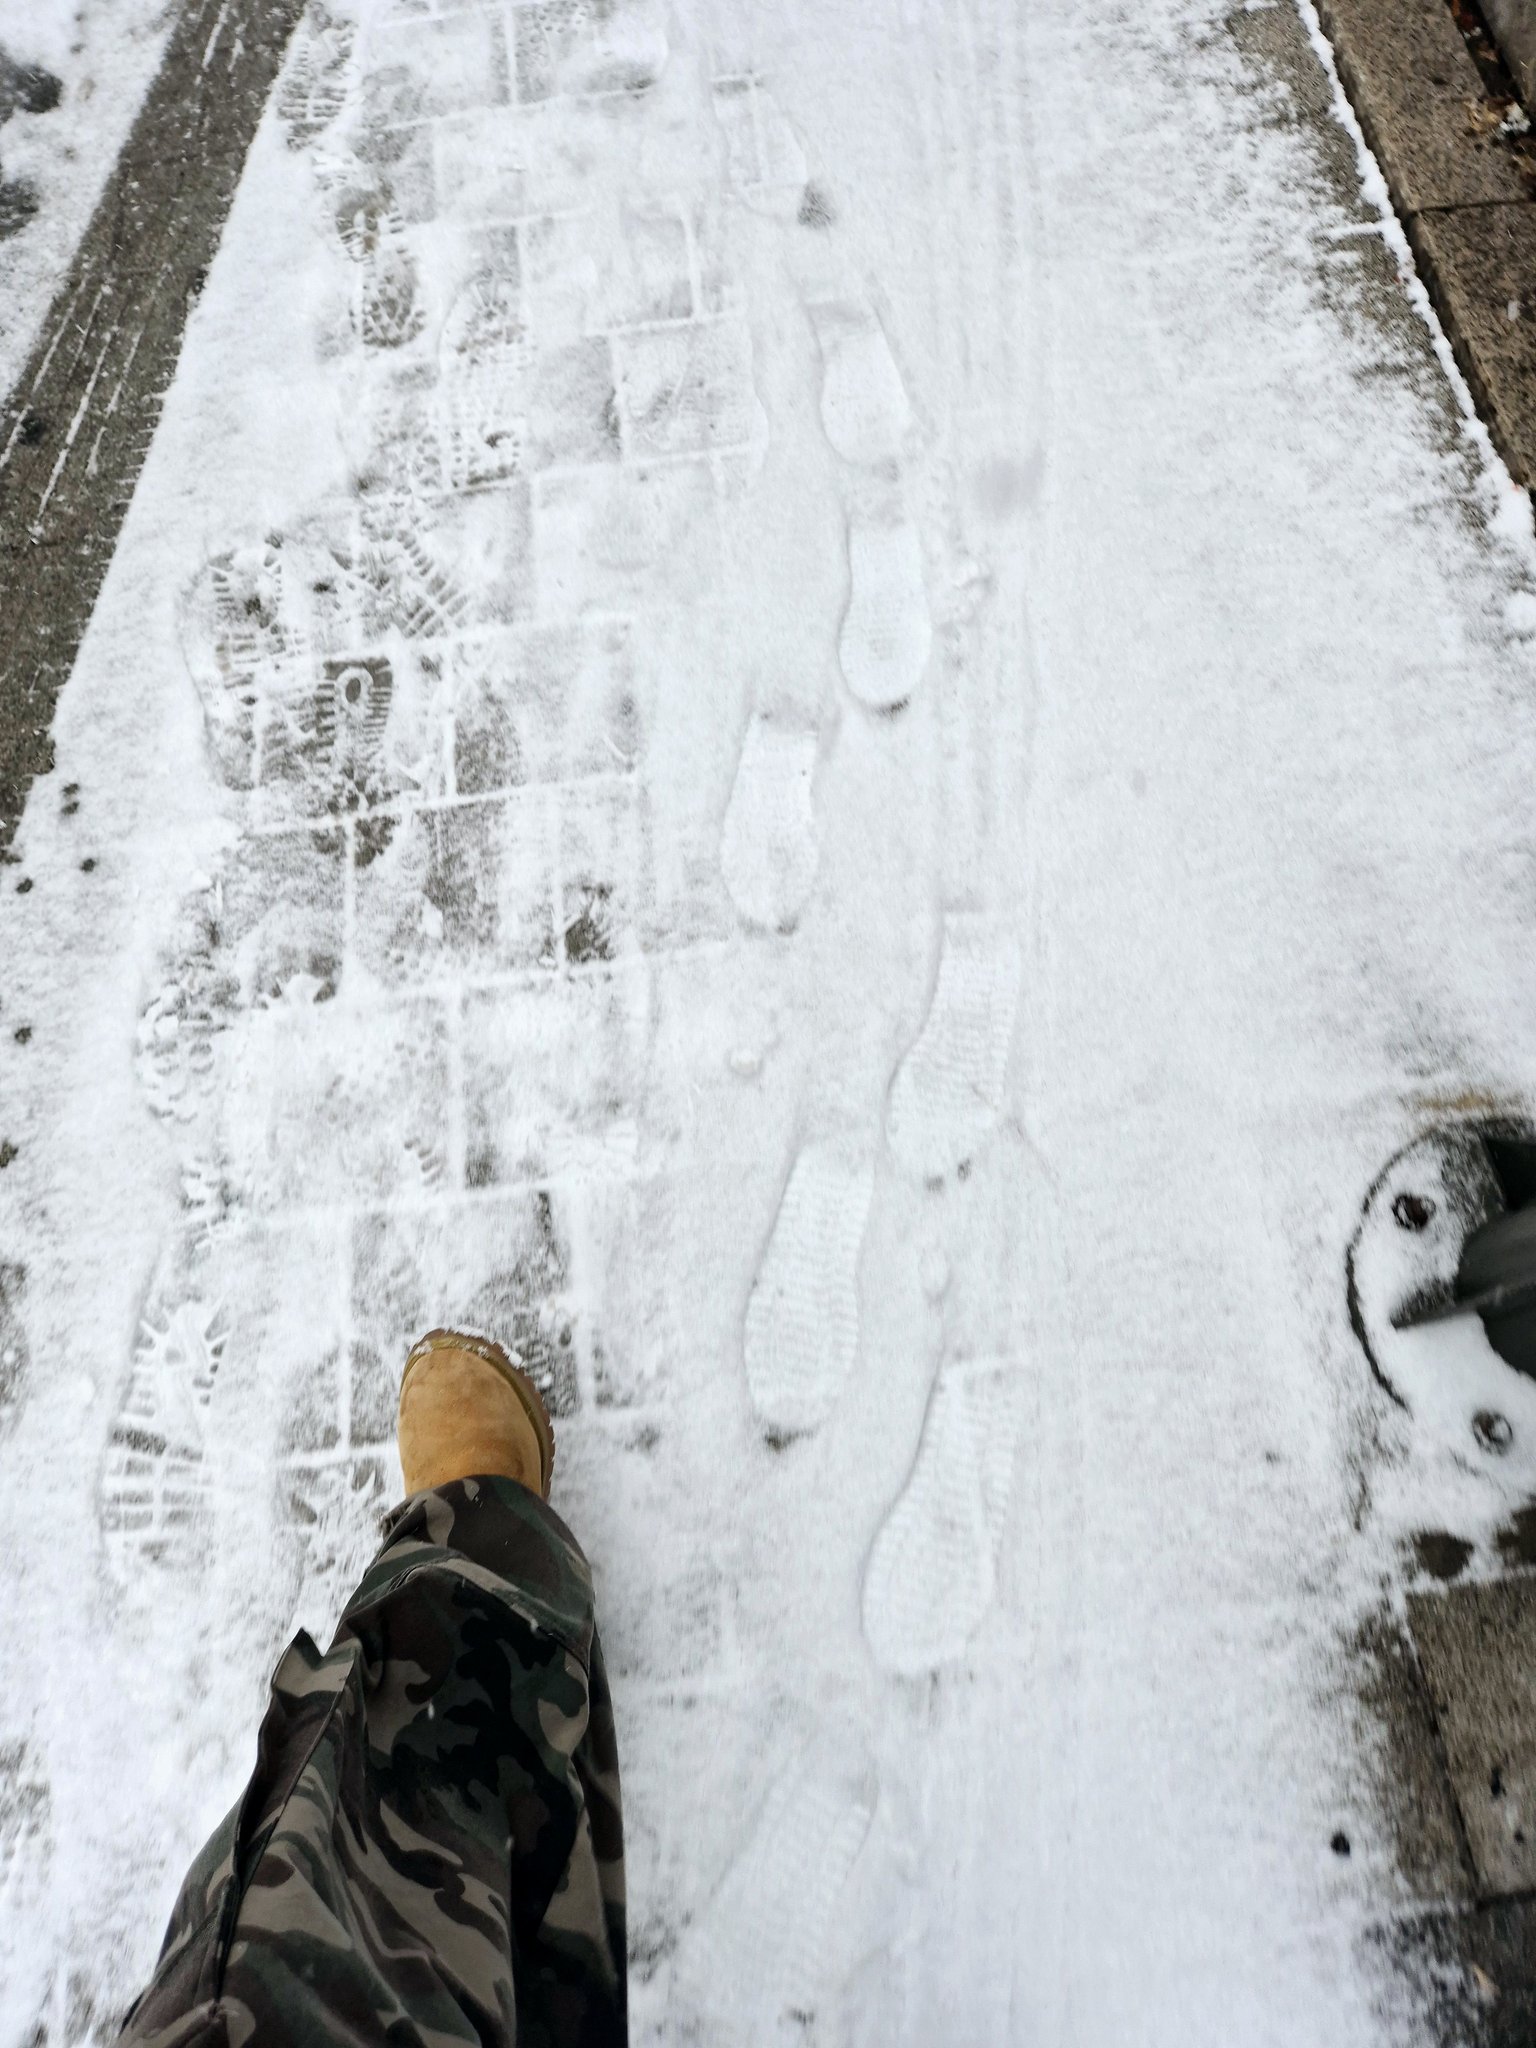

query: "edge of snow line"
left=0, top=0, right=305, bottom=857
left=1301, top=0, right=1536, bottom=529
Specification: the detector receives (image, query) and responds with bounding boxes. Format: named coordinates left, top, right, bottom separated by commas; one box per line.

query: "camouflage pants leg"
left=118, top=1476, right=626, bottom=2048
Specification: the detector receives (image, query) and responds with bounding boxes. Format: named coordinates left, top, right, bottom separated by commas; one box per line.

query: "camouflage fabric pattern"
left=118, top=1476, right=626, bottom=2048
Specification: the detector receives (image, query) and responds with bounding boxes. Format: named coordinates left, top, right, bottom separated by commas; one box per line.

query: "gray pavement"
left=1317, top=0, right=1536, bottom=489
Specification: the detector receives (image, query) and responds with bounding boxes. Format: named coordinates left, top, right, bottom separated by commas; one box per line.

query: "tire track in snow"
left=0, top=0, right=307, bottom=853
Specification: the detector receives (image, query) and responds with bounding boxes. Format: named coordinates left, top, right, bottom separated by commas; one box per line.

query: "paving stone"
left=218, top=827, right=347, bottom=1002
left=613, top=318, right=759, bottom=457
left=350, top=120, right=438, bottom=227
left=283, top=1345, right=346, bottom=1456
left=365, top=7, right=511, bottom=122
left=1357, top=1610, right=1476, bottom=1906
left=437, top=321, right=533, bottom=494
left=352, top=792, right=557, bottom=982
left=452, top=655, right=528, bottom=795
left=347, top=1336, right=402, bottom=1445
left=512, top=3, right=581, bottom=105
left=223, top=994, right=452, bottom=1214
left=1314, top=0, right=1532, bottom=211
left=460, top=971, right=648, bottom=1185
left=433, top=110, right=530, bottom=224
left=452, top=621, right=638, bottom=793
left=586, top=1178, right=679, bottom=1408
left=423, top=482, right=535, bottom=626
left=557, top=778, right=648, bottom=966
left=523, top=211, right=601, bottom=339
left=1409, top=1575, right=1536, bottom=1899
left=532, top=460, right=720, bottom=612
left=528, top=337, right=621, bottom=468
left=709, top=73, right=809, bottom=204
left=1408, top=202, right=1536, bottom=486
left=512, top=0, right=666, bottom=104
left=594, top=208, right=693, bottom=328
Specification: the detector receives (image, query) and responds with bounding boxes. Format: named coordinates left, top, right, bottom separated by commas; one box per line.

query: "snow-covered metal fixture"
left=1393, top=1137, right=1536, bottom=1380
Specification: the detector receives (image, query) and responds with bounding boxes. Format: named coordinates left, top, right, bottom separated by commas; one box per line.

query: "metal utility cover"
left=1408, top=1577, right=1536, bottom=1899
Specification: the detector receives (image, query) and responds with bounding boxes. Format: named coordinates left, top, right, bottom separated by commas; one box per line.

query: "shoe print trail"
left=4, top=0, right=1536, bottom=2043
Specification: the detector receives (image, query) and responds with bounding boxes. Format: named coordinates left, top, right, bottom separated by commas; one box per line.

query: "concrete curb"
left=0, top=0, right=305, bottom=858
left=1313, top=0, right=1536, bottom=490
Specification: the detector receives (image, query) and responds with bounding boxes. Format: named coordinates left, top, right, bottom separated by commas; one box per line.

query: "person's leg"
left=118, top=1333, right=625, bottom=2048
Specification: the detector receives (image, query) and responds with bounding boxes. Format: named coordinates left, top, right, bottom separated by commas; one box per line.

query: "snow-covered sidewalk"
left=4, top=1, right=1536, bottom=2041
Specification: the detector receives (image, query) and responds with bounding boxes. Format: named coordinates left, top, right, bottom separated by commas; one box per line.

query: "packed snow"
left=3, top=0, right=1536, bottom=2042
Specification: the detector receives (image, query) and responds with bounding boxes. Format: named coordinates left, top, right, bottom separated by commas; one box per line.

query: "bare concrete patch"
left=1356, top=1608, right=1477, bottom=1905
left=1225, top=2, right=1472, bottom=471
left=1316, top=0, right=1531, bottom=209
left=1411, top=202, right=1536, bottom=465
left=1355, top=1598, right=1536, bottom=2044
left=1313, top=0, right=1536, bottom=488
left=1409, top=1575, right=1536, bottom=1900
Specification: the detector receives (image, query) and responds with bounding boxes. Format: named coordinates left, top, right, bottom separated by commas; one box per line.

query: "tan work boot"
left=397, top=1328, right=556, bottom=1500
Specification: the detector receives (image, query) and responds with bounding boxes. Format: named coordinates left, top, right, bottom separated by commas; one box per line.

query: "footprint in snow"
left=99, top=1303, right=227, bottom=1593
left=710, top=74, right=810, bottom=217
left=839, top=517, right=932, bottom=710
left=862, top=1355, right=1027, bottom=1674
left=276, top=5, right=355, bottom=150
left=437, top=267, right=531, bottom=495
left=810, top=300, right=912, bottom=467
left=673, top=1728, right=877, bottom=2042
left=744, top=1139, right=874, bottom=1439
left=719, top=714, right=820, bottom=934
left=886, top=913, right=1020, bottom=1179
